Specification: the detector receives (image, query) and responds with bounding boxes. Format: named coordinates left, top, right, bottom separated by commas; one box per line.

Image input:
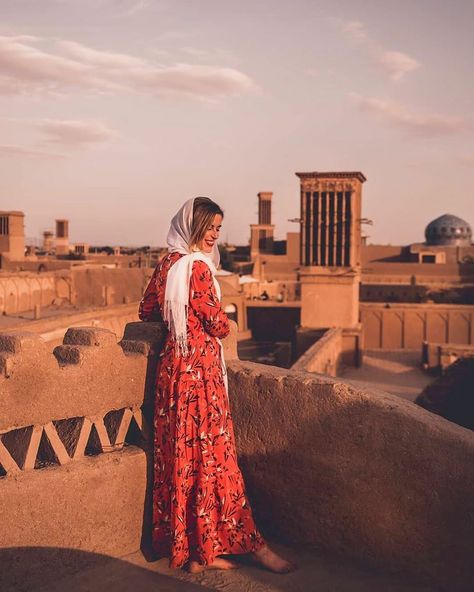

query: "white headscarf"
left=163, top=197, right=223, bottom=358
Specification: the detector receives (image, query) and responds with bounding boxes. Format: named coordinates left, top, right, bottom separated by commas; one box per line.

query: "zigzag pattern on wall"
left=0, top=407, right=149, bottom=477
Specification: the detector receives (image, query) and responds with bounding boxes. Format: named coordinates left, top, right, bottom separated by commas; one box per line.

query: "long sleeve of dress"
left=189, top=260, right=230, bottom=339
left=138, top=267, right=162, bottom=322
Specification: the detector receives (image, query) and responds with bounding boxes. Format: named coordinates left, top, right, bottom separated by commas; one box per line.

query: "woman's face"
left=198, top=214, right=222, bottom=253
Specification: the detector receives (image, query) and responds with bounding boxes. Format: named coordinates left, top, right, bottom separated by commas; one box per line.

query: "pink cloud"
left=57, top=40, right=146, bottom=68
left=0, top=117, right=117, bottom=158
left=342, top=21, right=368, bottom=43
left=117, top=0, right=152, bottom=17
left=377, top=51, right=421, bottom=81
left=0, top=35, right=257, bottom=100
left=340, top=21, right=421, bottom=81
left=0, top=144, right=64, bottom=159
left=350, top=93, right=468, bottom=137
left=37, top=119, right=118, bottom=146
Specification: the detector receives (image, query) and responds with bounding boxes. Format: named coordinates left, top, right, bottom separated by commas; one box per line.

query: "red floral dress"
left=139, top=252, right=265, bottom=567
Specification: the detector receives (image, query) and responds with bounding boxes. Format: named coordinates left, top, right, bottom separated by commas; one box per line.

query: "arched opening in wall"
left=18, top=282, right=29, bottom=311
left=56, top=277, right=71, bottom=303
left=6, top=279, right=17, bottom=314
left=31, top=278, right=42, bottom=308
left=38, top=264, right=47, bottom=273
left=225, top=303, right=238, bottom=323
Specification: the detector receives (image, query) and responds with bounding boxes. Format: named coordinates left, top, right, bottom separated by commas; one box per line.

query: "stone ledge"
left=53, top=345, right=84, bottom=366
left=0, top=332, right=44, bottom=354
left=63, top=327, right=117, bottom=347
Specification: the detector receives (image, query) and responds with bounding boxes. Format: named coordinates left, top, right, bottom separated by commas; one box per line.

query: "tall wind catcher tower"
left=55, top=219, right=69, bottom=256
left=295, top=171, right=366, bottom=329
left=0, top=211, right=25, bottom=267
left=250, top=192, right=275, bottom=257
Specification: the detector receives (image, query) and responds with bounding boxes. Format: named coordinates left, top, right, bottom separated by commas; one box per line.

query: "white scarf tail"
left=163, top=197, right=227, bottom=396
left=163, top=251, right=220, bottom=357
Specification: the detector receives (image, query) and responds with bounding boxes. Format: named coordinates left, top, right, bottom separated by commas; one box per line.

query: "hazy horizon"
left=1, top=0, right=473, bottom=248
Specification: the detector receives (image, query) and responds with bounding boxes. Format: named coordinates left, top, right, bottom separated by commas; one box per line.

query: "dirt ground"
left=36, top=543, right=435, bottom=592
left=339, top=349, right=433, bottom=402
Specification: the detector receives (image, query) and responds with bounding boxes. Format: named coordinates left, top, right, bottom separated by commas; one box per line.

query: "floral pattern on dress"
left=139, top=252, right=265, bottom=567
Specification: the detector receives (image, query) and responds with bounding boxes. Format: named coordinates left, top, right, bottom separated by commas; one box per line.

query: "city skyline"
left=1, top=0, right=473, bottom=247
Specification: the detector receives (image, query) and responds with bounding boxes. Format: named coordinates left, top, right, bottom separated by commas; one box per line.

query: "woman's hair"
left=189, top=197, right=224, bottom=249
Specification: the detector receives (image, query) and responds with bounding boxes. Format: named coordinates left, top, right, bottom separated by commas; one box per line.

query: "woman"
left=139, top=197, right=294, bottom=574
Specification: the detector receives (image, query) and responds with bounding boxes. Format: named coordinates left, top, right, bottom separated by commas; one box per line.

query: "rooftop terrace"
left=1, top=321, right=473, bottom=591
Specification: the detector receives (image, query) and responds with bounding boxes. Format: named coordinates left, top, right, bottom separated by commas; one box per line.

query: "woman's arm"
left=138, top=267, right=162, bottom=322
left=189, top=260, right=230, bottom=339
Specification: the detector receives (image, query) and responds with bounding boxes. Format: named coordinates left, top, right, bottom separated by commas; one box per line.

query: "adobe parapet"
left=295, top=171, right=367, bottom=183
left=0, top=322, right=473, bottom=591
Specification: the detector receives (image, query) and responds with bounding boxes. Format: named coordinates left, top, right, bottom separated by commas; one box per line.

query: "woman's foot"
left=252, top=545, right=296, bottom=574
left=188, top=556, right=240, bottom=573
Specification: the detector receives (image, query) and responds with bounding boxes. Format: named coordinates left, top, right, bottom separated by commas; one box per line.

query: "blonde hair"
left=189, top=197, right=224, bottom=250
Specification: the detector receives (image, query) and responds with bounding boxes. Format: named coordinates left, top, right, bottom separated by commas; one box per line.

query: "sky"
left=0, top=0, right=473, bottom=247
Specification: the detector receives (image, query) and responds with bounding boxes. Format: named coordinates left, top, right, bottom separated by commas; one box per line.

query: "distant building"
left=243, top=191, right=300, bottom=283
left=0, top=211, right=25, bottom=267
left=55, top=219, right=70, bottom=255
left=42, top=230, right=54, bottom=253
left=425, top=213, right=472, bottom=247
left=361, top=213, right=474, bottom=304
left=250, top=192, right=275, bottom=256
left=74, top=243, right=90, bottom=256
left=296, top=171, right=366, bottom=330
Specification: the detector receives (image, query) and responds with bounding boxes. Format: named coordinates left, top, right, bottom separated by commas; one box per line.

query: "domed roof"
left=425, top=214, right=472, bottom=246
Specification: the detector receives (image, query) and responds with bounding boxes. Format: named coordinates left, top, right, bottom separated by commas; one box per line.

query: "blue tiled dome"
left=425, top=214, right=472, bottom=246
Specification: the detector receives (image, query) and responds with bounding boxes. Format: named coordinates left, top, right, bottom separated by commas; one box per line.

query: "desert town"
left=2, top=170, right=473, bottom=402
left=2, top=0, right=473, bottom=589
left=1, top=170, right=473, bottom=591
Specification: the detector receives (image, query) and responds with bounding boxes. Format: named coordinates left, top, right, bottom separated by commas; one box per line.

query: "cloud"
left=0, top=35, right=257, bottom=100
left=179, top=46, right=237, bottom=66
left=137, top=63, right=256, bottom=98
left=340, top=20, right=421, bottom=81
left=342, top=21, right=368, bottom=43
left=116, top=0, right=152, bottom=17
left=0, top=144, right=64, bottom=159
left=37, top=119, right=117, bottom=146
left=350, top=93, right=468, bottom=137
left=57, top=40, right=146, bottom=68
left=181, top=46, right=210, bottom=58
left=376, top=50, right=421, bottom=81
left=0, top=117, right=116, bottom=158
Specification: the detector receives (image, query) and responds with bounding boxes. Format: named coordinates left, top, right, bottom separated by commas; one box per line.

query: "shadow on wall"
left=0, top=548, right=214, bottom=592
left=121, top=322, right=165, bottom=561
left=228, top=362, right=474, bottom=592
left=240, top=417, right=472, bottom=578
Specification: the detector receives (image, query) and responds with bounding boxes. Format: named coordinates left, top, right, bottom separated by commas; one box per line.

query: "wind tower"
left=0, top=211, right=25, bottom=267
left=250, top=192, right=275, bottom=258
left=55, top=219, right=70, bottom=255
left=42, top=230, right=54, bottom=252
left=295, top=171, right=366, bottom=329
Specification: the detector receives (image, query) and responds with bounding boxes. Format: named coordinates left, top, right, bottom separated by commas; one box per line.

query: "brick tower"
left=0, top=211, right=25, bottom=267
left=295, top=171, right=366, bottom=329
left=250, top=192, right=275, bottom=257
left=55, top=219, right=69, bottom=256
